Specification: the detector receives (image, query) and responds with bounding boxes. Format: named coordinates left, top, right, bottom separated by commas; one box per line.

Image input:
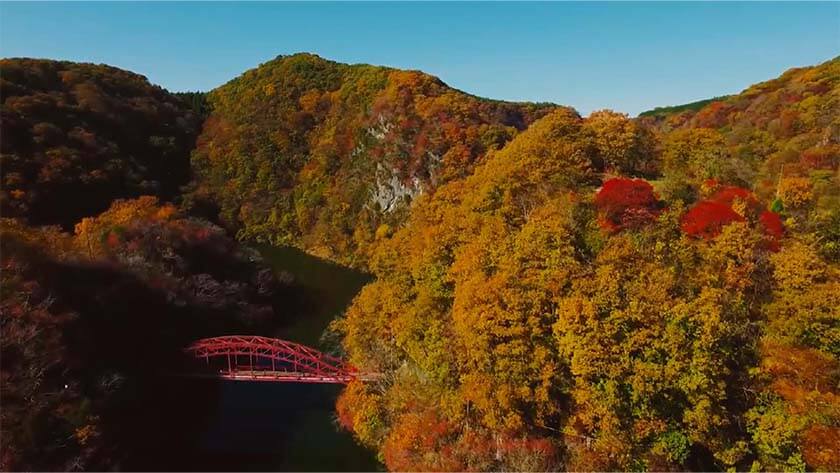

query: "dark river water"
left=133, top=245, right=380, bottom=471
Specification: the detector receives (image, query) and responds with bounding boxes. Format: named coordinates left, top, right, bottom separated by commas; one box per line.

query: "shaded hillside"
left=0, top=197, right=295, bottom=471
left=188, top=53, right=556, bottom=265
left=0, top=59, right=201, bottom=227
left=173, top=91, right=211, bottom=119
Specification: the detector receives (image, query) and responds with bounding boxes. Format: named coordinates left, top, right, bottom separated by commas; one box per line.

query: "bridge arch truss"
left=184, top=335, right=361, bottom=384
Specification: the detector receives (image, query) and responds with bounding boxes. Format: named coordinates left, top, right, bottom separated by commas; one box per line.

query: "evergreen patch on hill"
left=638, top=95, right=732, bottom=118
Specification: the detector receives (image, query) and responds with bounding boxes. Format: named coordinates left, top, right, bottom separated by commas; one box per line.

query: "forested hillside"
left=643, top=57, right=839, bottom=259
left=335, top=57, right=840, bottom=471
left=188, top=53, right=555, bottom=266
left=0, top=59, right=202, bottom=228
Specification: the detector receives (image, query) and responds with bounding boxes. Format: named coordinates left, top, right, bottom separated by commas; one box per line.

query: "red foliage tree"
left=680, top=201, right=745, bottom=240
left=594, top=178, right=662, bottom=233
left=759, top=210, right=784, bottom=251
left=709, top=186, right=760, bottom=209
left=682, top=184, right=785, bottom=247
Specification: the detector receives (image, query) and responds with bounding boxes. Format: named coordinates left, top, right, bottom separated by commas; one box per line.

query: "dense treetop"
left=1, top=58, right=200, bottom=227
left=188, top=53, right=556, bottom=265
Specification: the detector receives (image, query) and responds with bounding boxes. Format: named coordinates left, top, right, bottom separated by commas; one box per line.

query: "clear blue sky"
left=1, top=2, right=838, bottom=116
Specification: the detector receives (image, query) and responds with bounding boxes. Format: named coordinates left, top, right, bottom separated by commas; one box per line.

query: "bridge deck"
left=184, top=370, right=353, bottom=383
left=181, top=370, right=382, bottom=383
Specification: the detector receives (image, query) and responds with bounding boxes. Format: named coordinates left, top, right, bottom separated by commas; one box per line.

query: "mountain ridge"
left=187, top=52, right=560, bottom=265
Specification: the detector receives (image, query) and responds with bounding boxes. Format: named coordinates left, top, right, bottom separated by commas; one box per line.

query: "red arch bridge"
left=184, top=336, right=376, bottom=384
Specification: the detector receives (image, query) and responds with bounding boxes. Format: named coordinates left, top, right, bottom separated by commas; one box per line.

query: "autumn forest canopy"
left=1, top=53, right=839, bottom=471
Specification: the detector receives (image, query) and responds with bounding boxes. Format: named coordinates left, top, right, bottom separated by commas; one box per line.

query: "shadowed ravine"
left=135, top=245, right=378, bottom=471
